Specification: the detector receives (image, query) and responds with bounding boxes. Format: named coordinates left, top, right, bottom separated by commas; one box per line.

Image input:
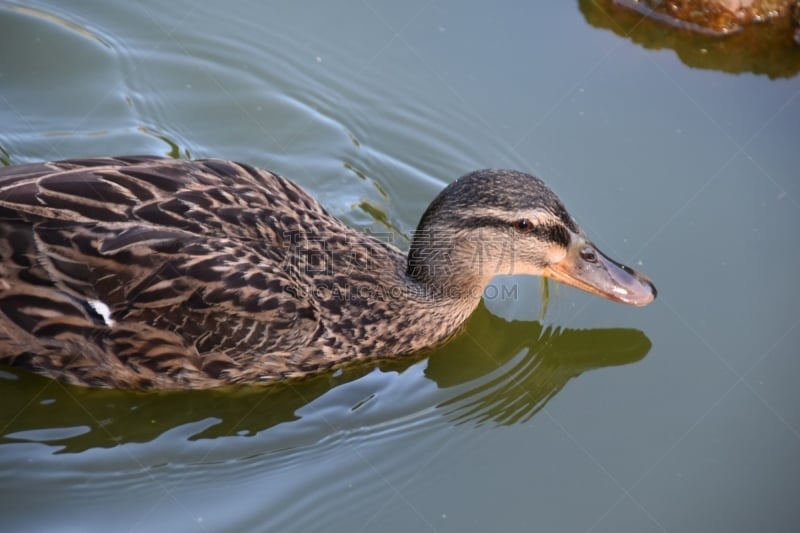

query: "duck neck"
left=405, top=226, right=494, bottom=303
left=386, top=271, right=483, bottom=354
left=397, top=230, right=488, bottom=349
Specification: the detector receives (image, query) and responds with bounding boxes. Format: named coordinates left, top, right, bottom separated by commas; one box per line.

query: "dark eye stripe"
left=456, top=216, right=571, bottom=247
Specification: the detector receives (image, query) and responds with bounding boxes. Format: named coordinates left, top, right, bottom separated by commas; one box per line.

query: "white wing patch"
left=88, top=300, right=115, bottom=326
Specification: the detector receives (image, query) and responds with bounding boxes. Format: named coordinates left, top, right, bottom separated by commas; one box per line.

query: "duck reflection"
left=426, top=303, right=651, bottom=426
left=0, top=303, right=650, bottom=453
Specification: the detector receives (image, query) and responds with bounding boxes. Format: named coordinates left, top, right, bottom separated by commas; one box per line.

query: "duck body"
left=0, top=156, right=656, bottom=389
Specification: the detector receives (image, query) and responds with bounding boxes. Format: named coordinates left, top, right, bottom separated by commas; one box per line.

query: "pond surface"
left=1, top=1, right=799, bottom=532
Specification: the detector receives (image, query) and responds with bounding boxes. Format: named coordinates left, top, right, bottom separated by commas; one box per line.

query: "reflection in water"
left=0, top=303, right=650, bottom=455
left=137, top=126, right=193, bottom=160
left=427, top=303, right=651, bottom=426
left=0, top=367, right=355, bottom=454
left=579, top=0, right=800, bottom=78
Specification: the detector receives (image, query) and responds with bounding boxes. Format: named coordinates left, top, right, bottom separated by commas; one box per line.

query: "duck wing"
left=0, top=156, right=332, bottom=386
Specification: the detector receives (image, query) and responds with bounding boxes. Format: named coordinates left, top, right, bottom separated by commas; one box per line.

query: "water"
left=1, top=1, right=799, bottom=531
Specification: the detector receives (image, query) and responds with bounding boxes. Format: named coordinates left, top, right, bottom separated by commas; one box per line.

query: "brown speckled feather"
left=0, top=156, right=461, bottom=388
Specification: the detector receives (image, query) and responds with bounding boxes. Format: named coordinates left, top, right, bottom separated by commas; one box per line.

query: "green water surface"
left=1, top=1, right=799, bottom=532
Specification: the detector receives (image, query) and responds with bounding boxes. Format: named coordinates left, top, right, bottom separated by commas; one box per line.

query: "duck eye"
left=512, top=219, right=533, bottom=233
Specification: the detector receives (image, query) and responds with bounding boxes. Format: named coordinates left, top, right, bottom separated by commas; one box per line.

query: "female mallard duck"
left=0, top=156, right=656, bottom=389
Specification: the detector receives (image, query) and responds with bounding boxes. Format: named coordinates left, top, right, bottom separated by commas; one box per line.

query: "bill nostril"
left=580, top=247, right=597, bottom=263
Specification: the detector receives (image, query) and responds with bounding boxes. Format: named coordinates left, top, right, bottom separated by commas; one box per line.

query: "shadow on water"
left=0, top=303, right=650, bottom=455
left=579, top=0, right=800, bottom=79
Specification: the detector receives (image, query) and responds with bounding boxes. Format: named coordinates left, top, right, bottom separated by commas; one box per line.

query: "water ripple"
left=3, top=3, right=111, bottom=47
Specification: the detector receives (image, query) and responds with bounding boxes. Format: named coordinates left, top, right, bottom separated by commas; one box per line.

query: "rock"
left=580, top=0, right=800, bottom=78
left=611, top=0, right=799, bottom=36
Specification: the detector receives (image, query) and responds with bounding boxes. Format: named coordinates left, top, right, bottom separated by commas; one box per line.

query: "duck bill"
left=543, top=242, right=657, bottom=307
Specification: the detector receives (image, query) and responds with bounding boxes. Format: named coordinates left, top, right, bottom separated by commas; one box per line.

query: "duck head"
left=407, top=169, right=656, bottom=306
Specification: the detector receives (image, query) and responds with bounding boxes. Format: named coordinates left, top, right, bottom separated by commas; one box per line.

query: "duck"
left=0, top=156, right=656, bottom=389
